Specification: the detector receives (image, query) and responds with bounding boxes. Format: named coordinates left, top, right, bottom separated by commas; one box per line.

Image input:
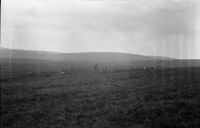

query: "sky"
left=1, top=0, right=200, bottom=59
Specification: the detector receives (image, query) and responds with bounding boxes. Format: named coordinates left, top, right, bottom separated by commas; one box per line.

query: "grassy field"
left=1, top=67, right=200, bottom=128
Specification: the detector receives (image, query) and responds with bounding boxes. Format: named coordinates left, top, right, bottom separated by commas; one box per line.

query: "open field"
left=1, top=66, right=200, bottom=128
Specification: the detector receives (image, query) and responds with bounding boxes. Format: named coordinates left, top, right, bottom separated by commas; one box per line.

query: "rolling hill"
left=0, top=47, right=172, bottom=62
left=0, top=47, right=200, bottom=68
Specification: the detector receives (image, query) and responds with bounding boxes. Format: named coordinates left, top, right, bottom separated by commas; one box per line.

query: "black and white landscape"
left=1, top=47, right=200, bottom=128
left=1, top=0, right=200, bottom=128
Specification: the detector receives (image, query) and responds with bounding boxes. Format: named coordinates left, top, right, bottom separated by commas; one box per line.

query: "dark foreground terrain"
left=1, top=67, right=200, bottom=128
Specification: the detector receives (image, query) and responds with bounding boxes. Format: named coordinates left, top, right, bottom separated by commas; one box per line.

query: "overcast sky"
left=1, top=0, right=200, bottom=59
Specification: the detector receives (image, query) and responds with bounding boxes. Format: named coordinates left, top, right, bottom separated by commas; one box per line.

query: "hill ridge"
left=0, top=47, right=173, bottom=60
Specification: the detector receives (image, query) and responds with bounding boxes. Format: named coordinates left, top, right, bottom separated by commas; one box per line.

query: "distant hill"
left=1, top=47, right=200, bottom=68
left=0, top=47, right=172, bottom=62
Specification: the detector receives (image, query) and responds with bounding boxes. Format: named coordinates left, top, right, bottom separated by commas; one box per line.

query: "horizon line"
left=1, top=46, right=196, bottom=60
